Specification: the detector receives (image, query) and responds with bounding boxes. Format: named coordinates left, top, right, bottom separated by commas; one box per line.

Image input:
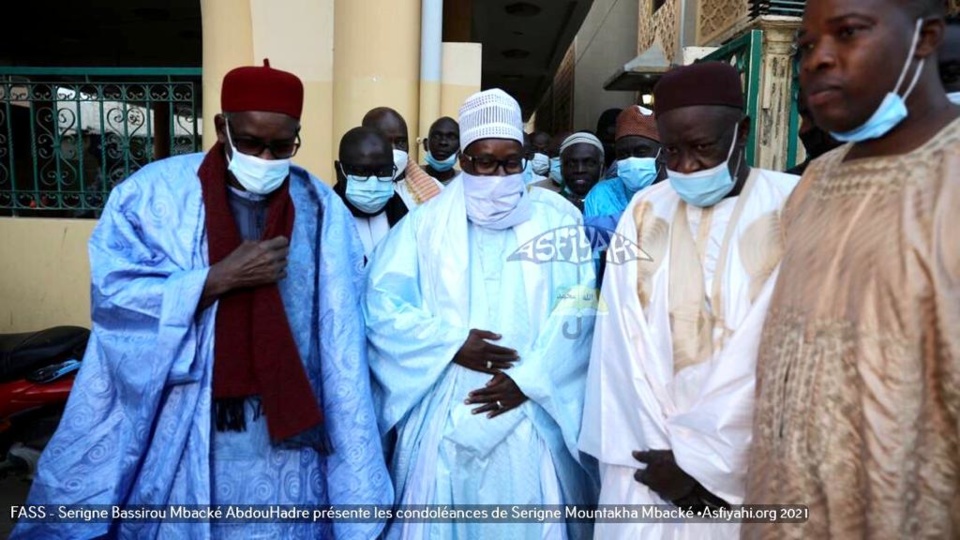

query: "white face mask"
left=393, top=149, right=409, bottom=180
left=225, top=118, right=291, bottom=195
left=531, top=152, right=550, bottom=175
left=461, top=171, right=532, bottom=230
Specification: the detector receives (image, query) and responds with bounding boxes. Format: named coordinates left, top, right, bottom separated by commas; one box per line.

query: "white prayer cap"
left=459, top=89, right=524, bottom=151
left=560, top=132, right=605, bottom=160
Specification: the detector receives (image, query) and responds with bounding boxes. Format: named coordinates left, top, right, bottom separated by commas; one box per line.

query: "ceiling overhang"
left=603, top=39, right=671, bottom=93
left=472, top=0, right=595, bottom=118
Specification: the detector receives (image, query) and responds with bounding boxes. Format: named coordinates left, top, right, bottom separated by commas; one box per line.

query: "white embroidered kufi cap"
left=459, top=89, right=524, bottom=151
left=560, top=132, right=605, bottom=160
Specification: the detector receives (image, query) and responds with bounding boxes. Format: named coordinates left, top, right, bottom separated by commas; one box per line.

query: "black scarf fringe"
left=214, top=397, right=332, bottom=455
left=214, top=396, right=263, bottom=433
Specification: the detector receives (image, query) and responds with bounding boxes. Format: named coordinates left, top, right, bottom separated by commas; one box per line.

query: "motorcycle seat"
left=0, top=326, right=89, bottom=382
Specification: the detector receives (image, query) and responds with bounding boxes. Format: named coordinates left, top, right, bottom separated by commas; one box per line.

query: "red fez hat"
left=221, top=59, right=304, bottom=120
left=616, top=105, right=659, bottom=142
left=653, top=62, right=743, bottom=117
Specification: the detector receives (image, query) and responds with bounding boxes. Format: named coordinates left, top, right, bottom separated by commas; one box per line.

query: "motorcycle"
left=0, top=326, right=89, bottom=480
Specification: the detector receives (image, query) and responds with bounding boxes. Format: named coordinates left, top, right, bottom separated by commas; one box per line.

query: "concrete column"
left=200, top=0, right=254, bottom=150
left=333, top=0, right=422, bottom=161
left=440, top=42, right=482, bottom=120
left=420, top=0, right=443, bottom=157
left=752, top=17, right=800, bottom=171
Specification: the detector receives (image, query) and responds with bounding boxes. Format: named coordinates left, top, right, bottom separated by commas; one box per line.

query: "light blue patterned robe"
left=12, top=154, right=393, bottom=539
left=364, top=179, right=600, bottom=540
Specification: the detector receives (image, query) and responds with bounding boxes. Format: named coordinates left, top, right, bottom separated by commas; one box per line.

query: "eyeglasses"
left=616, top=147, right=662, bottom=160
left=225, top=118, right=301, bottom=158
left=462, top=154, right=526, bottom=176
left=338, top=162, right=397, bottom=181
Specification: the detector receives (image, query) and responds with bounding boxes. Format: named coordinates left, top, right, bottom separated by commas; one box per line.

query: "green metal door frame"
left=0, top=67, right=202, bottom=217
left=700, top=30, right=764, bottom=166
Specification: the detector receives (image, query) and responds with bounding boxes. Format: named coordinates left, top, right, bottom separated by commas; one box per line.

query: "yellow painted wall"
left=1, top=3, right=482, bottom=333
left=439, top=42, right=482, bottom=121
left=250, top=0, right=335, bottom=182
left=0, top=218, right=95, bottom=332
left=333, top=0, right=422, bottom=162
left=201, top=0, right=336, bottom=182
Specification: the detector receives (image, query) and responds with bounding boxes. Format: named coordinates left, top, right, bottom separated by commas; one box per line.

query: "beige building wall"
left=439, top=42, right=482, bottom=121
left=1, top=2, right=482, bottom=333
left=202, top=0, right=336, bottom=181
left=0, top=219, right=96, bottom=332
left=333, top=0, right=422, bottom=164
left=572, top=0, right=640, bottom=131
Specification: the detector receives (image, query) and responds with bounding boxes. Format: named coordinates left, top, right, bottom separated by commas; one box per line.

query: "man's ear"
left=215, top=114, right=227, bottom=145
left=333, top=160, right=345, bottom=184
left=916, top=17, right=945, bottom=57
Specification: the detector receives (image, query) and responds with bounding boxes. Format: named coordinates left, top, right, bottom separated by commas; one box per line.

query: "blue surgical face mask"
left=531, top=152, right=550, bottom=175
left=617, top=155, right=659, bottom=193
left=522, top=159, right=538, bottom=186
left=667, top=124, right=741, bottom=208
left=830, top=19, right=924, bottom=143
left=425, top=150, right=458, bottom=172
left=548, top=157, right=562, bottom=185
left=948, top=92, right=960, bottom=106
left=344, top=172, right=395, bottom=214
left=225, top=118, right=291, bottom=195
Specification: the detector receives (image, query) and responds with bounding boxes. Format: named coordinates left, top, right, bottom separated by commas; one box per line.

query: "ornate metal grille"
left=701, top=30, right=764, bottom=165
left=0, top=67, right=202, bottom=217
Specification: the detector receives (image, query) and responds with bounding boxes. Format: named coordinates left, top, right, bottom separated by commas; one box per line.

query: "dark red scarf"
left=198, top=143, right=324, bottom=444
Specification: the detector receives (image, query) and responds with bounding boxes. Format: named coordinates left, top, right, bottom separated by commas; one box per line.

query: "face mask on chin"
left=224, top=118, right=291, bottom=195
left=392, top=149, right=409, bottom=180
left=667, top=123, right=742, bottom=208
left=425, top=150, right=458, bottom=172
left=829, top=19, right=925, bottom=143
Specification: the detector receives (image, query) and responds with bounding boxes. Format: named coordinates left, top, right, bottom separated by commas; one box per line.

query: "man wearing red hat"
left=583, top=105, right=665, bottom=232
left=13, top=60, right=392, bottom=540
left=580, top=61, right=799, bottom=539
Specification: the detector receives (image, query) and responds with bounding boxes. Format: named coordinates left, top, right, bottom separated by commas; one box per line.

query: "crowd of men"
left=10, top=1, right=959, bottom=539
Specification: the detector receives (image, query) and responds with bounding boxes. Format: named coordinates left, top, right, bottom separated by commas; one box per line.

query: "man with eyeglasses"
left=333, top=126, right=408, bottom=257
left=365, top=88, right=599, bottom=539
left=13, top=60, right=391, bottom=540
left=584, top=105, right=664, bottom=232
left=362, top=107, right=443, bottom=210
left=421, top=116, right=461, bottom=185
left=580, top=62, right=798, bottom=540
